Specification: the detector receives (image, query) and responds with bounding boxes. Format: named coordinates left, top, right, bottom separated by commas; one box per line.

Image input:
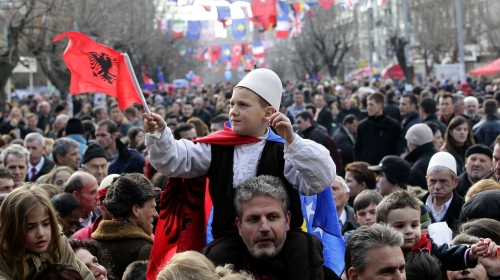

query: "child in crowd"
left=0, top=185, right=93, bottom=279
left=376, top=190, right=497, bottom=271
left=353, top=189, right=383, bottom=227
left=144, top=68, right=335, bottom=234
left=343, top=190, right=382, bottom=242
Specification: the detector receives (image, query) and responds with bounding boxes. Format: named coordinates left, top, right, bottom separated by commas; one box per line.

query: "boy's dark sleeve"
left=431, top=240, right=477, bottom=271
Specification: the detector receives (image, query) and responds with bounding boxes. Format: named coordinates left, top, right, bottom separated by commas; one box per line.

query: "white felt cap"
left=235, top=68, right=282, bottom=111
left=427, top=152, right=457, bottom=174
left=99, top=174, right=120, bottom=190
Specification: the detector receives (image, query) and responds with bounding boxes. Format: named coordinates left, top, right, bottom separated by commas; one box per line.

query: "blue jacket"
left=472, top=115, right=500, bottom=147
left=108, top=139, right=144, bottom=175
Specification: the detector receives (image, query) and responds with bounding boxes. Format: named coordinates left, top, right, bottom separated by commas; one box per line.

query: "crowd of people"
left=0, top=69, right=500, bottom=279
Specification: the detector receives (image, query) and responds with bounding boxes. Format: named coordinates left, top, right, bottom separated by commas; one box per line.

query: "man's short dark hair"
left=353, top=190, right=383, bottom=214
left=294, top=91, right=304, bottom=96
left=122, top=260, right=148, bottom=280
left=367, top=92, right=384, bottom=104
left=419, top=97, right=437, bottom=115
left=210, top=114, right=229, bottom=125
left=305, top=104, right=316, bottom=115
left=92, top=106, right=107, bottom=118
left=439, top=92, right=454, bottom=103
left=110, top=103, right=120, bottom=110
left=405, top=252, right=445, bottom=280
left=343, top=114, right=358, bottom=126
left=97, top=119, right=118, bottom=134
left=124, top=106, right=137, bottom=118
left=295, top=111, right=314, bottom=123
left=0, top=167, right=12, bottom=180
left=493, top=91, right=500, bottom=104
left=386, top=91, right=396, bottom=101
left=484, top=100, right=498, bottom=116
left=50, top=193, right=83, bottom=218
left=173, top=123, right=196, bottom=140
left=183, top=102, right=194, bottom=108
left=402, top=93, right=418, bottom=106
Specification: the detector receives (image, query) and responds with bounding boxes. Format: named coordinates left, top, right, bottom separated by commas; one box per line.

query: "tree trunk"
left=391, top=36, right=414, bottom=85
left=0, top=25, right=23, bottom=110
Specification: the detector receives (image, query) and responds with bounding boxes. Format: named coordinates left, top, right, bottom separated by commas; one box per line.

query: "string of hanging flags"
left=157, top=0, right=360, bottom=40
left=175, top=40, right=274, bottom=72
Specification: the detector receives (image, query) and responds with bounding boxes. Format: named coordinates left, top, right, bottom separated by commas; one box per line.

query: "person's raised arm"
left=143, top=113, right=211, bottom=178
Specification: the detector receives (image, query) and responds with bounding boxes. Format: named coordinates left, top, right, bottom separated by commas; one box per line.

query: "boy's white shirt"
left=146, top=127, right=336, bottom=196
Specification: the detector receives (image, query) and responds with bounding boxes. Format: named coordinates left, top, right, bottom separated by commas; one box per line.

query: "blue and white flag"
left=301, top=187, right=346, bottom=276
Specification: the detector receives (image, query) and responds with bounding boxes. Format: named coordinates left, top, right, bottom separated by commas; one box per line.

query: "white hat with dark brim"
left=235, top=68, right=282, bottom=111
left=427, top=152, right=457, bottom=175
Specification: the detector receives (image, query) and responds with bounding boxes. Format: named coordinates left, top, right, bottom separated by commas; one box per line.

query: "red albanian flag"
left=53, top=32, right=142, bottom=110
left=251, top=0, right=277, bottom=31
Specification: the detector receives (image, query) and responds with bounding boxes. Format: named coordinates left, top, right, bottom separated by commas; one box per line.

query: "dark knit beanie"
left=103, top=173, right=160, bottom=218
left=65, top=118, right=85, bottom=135
left=463, top=190, right=500, bottom=221
left=465, top=144, right=493, bottom=160
left=82, top=143, right=108, bottom=164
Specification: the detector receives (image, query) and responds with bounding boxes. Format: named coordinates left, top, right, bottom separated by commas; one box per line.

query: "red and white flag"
left=53, top=32, right=142, bottom=110
left=252, top=42, right=265, bottom=58
left=201, top=20, right=216, bottom=41
left=231, top=44, right=242, bottom=69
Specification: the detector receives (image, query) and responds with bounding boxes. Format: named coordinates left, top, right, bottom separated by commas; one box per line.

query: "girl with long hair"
left=0, top=185, right=93, bottom=279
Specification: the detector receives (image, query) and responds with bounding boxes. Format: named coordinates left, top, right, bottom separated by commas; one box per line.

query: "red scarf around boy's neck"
left=407, top=232, right=432, bottom=255
left=192, top=122, right=261, bottom=146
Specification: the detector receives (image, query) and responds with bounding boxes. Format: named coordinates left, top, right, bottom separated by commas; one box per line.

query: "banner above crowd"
left=157, top=0, right=361, bottom=40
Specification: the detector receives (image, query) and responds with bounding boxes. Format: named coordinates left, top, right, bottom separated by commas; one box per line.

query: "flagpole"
left=122, top=53, right=151, bottom=114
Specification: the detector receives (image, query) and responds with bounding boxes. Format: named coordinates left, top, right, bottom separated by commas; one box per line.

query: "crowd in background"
left=0, top=73, right=500, bottom=279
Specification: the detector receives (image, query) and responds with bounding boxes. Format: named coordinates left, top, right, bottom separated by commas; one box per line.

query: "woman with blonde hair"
left=156, top=251, right=254, bottom=280
left=464, top=179, right=500, bottom=202
left=0, top=185, right=93, bottom=279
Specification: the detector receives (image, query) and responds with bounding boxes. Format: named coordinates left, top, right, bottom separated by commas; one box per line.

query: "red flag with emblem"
left=53, top=32, right=142, bottom=110
left=210, top=45, right=221, bottom=62
left=231, top=44, right=242, bottom=70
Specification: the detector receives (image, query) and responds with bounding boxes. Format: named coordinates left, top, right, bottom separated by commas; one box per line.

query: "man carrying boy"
left=203, top=175, right=340, bottom=280
left=376, top=190, right=496, bottom=271
left=144, top=69, right=335, bottom=276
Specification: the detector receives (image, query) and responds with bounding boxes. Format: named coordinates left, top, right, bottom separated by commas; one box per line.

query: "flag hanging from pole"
left=53, top=32, right=142, bottom=110
left=142, top=66, right=156, bottom=91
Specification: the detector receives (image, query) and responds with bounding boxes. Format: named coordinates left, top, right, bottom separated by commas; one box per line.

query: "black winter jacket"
left=354, top=113, right=400, bottom=165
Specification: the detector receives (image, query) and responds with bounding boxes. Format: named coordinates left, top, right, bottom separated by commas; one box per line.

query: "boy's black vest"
left=207, top=141, right=303, bottom=235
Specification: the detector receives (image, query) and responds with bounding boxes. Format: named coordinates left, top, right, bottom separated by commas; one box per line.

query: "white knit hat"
left=405, top=124, right=434, bottom=146
left=427, top=152, right=457, bottom=174
left=235, top=68, right=282, bottom=111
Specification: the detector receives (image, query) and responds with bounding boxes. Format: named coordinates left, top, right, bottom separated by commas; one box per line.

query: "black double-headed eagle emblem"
left=82, top=51, right=118, bottom=84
